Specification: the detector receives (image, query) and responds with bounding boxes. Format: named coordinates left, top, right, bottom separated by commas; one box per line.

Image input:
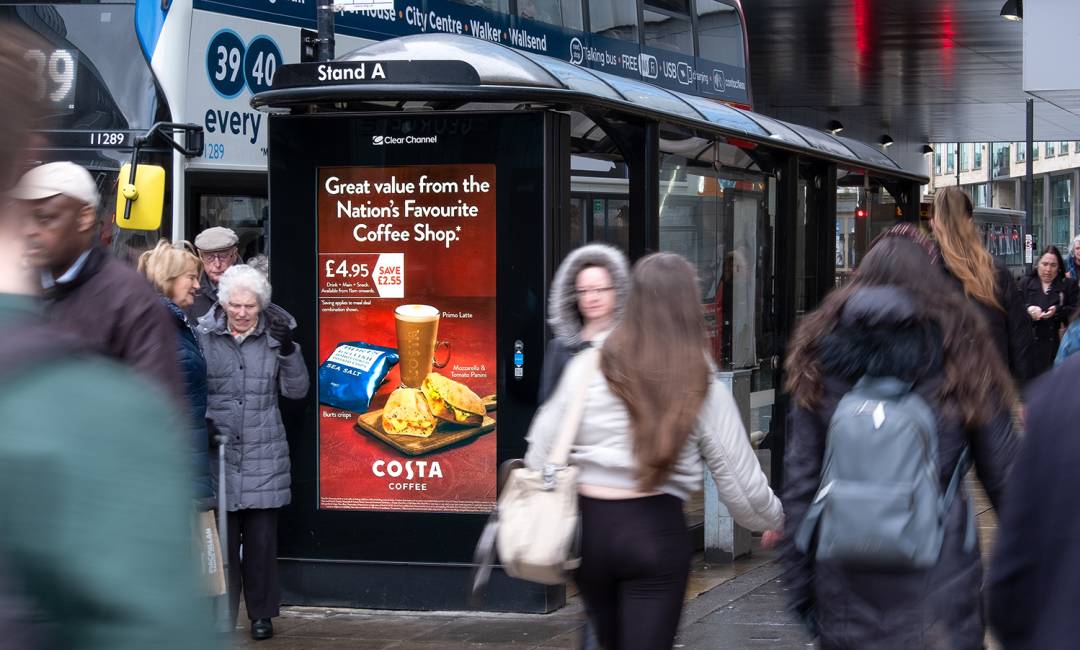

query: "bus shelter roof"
left=253, top=34, right=926, bottom=184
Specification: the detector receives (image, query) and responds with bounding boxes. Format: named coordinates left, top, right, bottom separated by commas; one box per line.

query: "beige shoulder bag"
left=472, top=347, right=599, bottom=593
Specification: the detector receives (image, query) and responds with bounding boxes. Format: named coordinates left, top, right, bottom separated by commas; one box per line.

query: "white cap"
left=11, top=161, right=100, bottom=208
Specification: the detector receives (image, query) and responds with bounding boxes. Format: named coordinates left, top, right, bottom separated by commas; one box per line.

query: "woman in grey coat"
left=537, top=243, right=630, bottom=403
left=198, top=264, right=309, bottom=641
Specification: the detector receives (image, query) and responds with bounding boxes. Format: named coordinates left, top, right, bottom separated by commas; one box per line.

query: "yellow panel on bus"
left=115, top=163, right=165, bottom=231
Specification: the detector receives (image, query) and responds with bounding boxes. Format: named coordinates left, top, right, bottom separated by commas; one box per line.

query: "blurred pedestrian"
left=525, top=253, right=783, bottom=650
left=537, top=243, right=628, bottom=650
left=932, top=186, right=1033, bottom=384
left=988, top=356, right=1080, bottom=648
left=188, top=226, right=239, bottom=322
left=11, top=161, right=180, bottom=396
left=539, top=243, right=629, bottom=402
left=0, top=23, right=214, bottom=649
left=137, top=240, right=212, bottom=508
left=1064, top=235, right=1080, bottom=282
left=197, top=264, right=309, bottom=641
left=781, top=237, right=1019, bottom=648
left=1018, top=245, right=1077, bottom=378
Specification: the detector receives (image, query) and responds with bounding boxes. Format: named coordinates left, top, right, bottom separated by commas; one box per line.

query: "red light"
left=855, top=208, right=868, bottom=218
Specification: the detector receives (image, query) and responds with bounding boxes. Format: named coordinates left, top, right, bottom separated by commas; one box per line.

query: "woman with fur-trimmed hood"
left=538, top=243, right=630, bottom=403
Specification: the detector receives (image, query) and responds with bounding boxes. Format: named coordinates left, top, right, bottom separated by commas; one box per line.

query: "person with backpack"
left=524, top=253, right=782, bottom=650
left=781, top=236, right=1019, bottom=648
left=931, top=186, right=1033, bottom=385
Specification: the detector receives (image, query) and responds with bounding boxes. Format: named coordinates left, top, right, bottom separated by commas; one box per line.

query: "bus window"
left=643, top=7, right=693, bottom=54
left=696, top=0, right=745, bottom=68
left=590, top=0, right=638, bottom=42
left=517, top=0, right=583, bottom=31
left=197, top=195, right=268, bottom=262
left=450, top=0, right=509, bottom=12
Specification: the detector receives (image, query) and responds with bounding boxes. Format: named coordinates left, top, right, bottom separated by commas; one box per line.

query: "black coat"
left=944, top=259, right=1033, bottom=385
left=989, top=356, right=1080, bottom=648
left=163, top=299, right=211, bottom=507
left=1017, top=275, right=1078, bottom=379
left=781, top=308, right=1018, bottom=649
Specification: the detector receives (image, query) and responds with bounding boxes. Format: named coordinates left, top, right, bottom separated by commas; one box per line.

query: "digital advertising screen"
left=315, top=163, right=498, bottom=513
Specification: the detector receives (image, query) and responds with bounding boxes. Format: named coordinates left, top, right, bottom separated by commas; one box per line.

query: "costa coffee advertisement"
left=316, top=163, right=497, bottom=513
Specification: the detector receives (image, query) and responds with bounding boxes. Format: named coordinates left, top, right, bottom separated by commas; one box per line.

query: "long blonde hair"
left=137, top=239, right=201, bottom=298
left=933, top=186, right=1001, bottom=310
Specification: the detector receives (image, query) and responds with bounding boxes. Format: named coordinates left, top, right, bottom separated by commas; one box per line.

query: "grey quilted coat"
left=198, top=306, right=309, bottom=511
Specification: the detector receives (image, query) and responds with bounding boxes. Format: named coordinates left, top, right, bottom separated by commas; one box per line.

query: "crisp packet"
left=318, top=342, right=399, bottom=413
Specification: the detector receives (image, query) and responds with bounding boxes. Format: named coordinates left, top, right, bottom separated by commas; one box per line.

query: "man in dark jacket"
left=187, top=226, right=239, bottom=322
left=988, top=357, right=1080, bottom=648
left=12, top=161, right=180, bottom=397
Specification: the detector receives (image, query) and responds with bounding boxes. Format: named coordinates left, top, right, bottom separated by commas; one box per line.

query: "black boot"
left=250, top=618, right=274, bottom=640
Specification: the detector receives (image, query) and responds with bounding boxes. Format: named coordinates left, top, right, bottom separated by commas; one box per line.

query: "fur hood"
left=548, top=243, right=630, bottom=346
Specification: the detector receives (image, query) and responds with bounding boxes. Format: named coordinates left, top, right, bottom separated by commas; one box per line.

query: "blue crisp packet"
left=318, top=342, right=399, bottom=413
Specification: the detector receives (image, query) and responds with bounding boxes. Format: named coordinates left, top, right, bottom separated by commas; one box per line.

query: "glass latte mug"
left=395, top=304, right=451, bottom=388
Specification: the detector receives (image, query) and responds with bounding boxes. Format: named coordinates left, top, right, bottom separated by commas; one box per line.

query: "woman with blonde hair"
left=931, top=186, right=1032, bottom=383
left=138, top=239, right=212, bottom=507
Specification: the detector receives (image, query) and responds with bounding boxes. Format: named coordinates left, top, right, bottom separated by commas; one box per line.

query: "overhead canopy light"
left=1000, top=0, right=1022, bottom=21
left=826, top=119, right=844, bottom=134
left=880, top=135, right=895, bottom=148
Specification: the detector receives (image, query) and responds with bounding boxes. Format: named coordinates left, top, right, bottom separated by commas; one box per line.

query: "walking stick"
left=217, top=434, right=231, bottom=632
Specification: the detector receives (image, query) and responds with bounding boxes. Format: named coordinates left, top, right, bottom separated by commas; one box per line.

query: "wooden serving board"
left=355, top=395, right=496, bottom=456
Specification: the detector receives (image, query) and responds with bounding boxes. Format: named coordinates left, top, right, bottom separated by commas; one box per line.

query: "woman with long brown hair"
left=525, top=252, right=782, bottom=650
left=932, top=185, right=1032, bottom=383
left=781, top=237, right=1019, bottom=649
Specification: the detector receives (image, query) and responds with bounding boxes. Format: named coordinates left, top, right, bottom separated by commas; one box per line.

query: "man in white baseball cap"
left=11, top=161, right=181, bottom=396
left=189, top=225, right=239, bottom=320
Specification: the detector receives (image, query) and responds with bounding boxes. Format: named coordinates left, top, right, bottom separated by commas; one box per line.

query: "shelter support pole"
left=317, top=0, right=335, bottom=61
left=587, top=114, right=659, bottom=261
left=770, top=154, right=801, bottom=491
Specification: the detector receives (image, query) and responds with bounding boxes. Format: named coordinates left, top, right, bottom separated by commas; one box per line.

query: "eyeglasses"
left=575, top=286, right=615, bottom=297
left=199, top=249, right=235, bottom=264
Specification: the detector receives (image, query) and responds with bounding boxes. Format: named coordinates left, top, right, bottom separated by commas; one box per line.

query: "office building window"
left=935, top=150, right=942, bottom=176
left=1052, top=175, right=1072, bottom=251
left=947, top=147, right=955, bottom=173
left=1062, top=142, right=1070, bottom=155
left=1047, top=142, right=1056, bottom=157
left=974, top=144, right=983, bottom=170
left=1016, top=142, right=1026, bottom=163
left=959, top=144, right=970, bottom=172
left=1034, top=144, right=1040, bottom=160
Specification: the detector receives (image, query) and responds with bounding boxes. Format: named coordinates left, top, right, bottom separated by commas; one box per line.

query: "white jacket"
left=524, top=349, right=783, bottom=532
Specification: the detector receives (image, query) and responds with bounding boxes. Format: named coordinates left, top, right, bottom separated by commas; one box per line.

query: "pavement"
left=227, top=480, right=999, bottom=649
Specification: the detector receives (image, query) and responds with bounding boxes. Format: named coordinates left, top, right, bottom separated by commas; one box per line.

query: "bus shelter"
left=253, top=33, right=927, bottom=613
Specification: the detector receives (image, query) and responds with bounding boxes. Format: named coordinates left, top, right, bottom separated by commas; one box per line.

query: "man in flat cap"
left=189, top=225, right=239, bottom=321
left=12, top=161, right=180, bottom=396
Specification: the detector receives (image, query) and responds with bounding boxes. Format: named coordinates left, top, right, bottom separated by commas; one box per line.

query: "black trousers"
left=575, top=494, right=692, bottom=650
left=225, top=508, right=280, bottom=622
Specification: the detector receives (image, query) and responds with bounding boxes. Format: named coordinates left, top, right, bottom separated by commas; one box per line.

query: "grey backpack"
left=794, top=376, right=974, bottom=569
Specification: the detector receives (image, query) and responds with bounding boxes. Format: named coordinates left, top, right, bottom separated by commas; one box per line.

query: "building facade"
left=929, top=141, right=1080, bottom=253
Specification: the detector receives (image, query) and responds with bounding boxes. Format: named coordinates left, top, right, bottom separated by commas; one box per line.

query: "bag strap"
left=545, top=346, right=600, bottom=468
left=942, top=445, right=976, bottom=552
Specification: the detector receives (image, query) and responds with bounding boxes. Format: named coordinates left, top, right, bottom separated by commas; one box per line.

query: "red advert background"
left=317, top=164, right=497, bottom=513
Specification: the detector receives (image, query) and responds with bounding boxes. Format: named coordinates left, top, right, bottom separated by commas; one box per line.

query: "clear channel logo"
left=372, top=134, right=439, bottom=146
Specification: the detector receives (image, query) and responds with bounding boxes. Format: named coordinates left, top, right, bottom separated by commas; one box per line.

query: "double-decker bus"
left=3, top=0, right=752, bottom=258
